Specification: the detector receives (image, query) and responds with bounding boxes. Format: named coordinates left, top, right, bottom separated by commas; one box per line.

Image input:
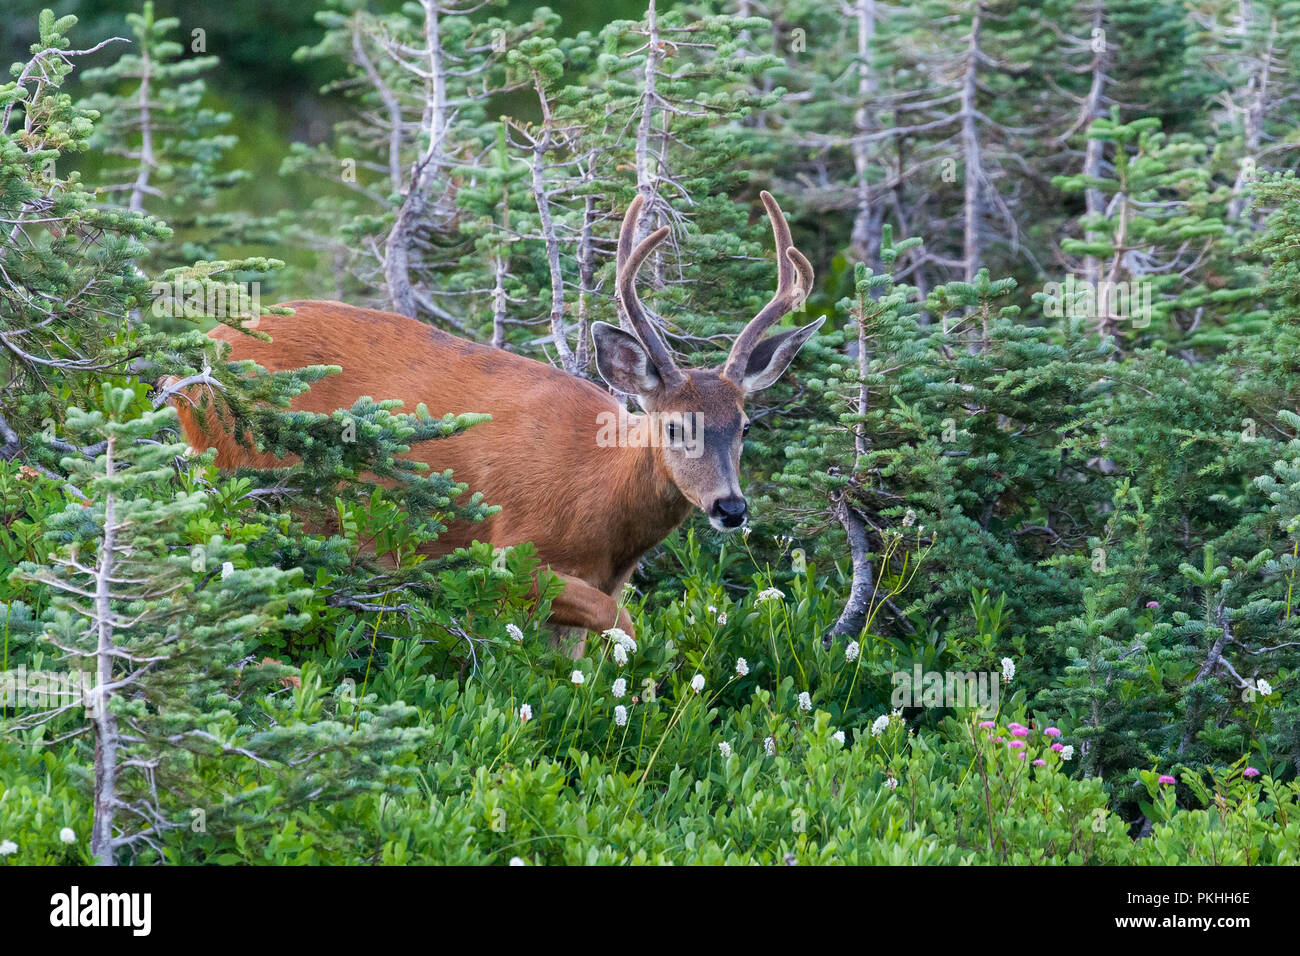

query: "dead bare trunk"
left=90, top=436, right=120, bottom=866
left=960, top=5, right=984, bottom=282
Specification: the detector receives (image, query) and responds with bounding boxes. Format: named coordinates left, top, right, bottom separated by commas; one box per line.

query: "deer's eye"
left=742, top=423, right=751, bottom=437
left=666, top=423, right=680, bottom=442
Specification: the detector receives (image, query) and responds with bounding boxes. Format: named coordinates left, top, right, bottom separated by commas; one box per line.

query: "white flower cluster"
left=605, top=627, right=637, bottom=667
left=755, top=588, right=784, bottom=605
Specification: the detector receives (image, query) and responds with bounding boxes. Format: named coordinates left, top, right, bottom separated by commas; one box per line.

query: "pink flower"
left=1044, top=727, right=1061, bottom=737
left=1033, top=759, right=1047, bottom=766
left=1008, top=740, right=1026, bottom=749
left=978, top=720, right=995, bottom=729
left=1146, top=601, right=1159, bottom=609
left=1158, top=774, right=1176, bottom=786
left=1017, top=752, right=1027, bottom=760
left=1051, top=742, right=1064, bottom=752
left=994, top=736, right=1005, bottom=743
left=1243, top=767, right=1261, bottom=779
left=1008, top=722, right=1026, bottom=732
left=1011, top=727, right=1030, bottom=738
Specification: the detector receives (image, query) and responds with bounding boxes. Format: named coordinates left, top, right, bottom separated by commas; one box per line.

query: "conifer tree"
left=81, top=2, right=262, bottom=266
left=12, top=388, right=432, bottom=863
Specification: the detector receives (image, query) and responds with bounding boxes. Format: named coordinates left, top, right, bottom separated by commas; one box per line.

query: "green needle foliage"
left=2, top=1, right=1300, bottom=865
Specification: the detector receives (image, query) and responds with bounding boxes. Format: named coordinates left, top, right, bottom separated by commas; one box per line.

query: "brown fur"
left=173, top=300, right=754, bottom=650
left=173, top=196, right=816, bottom=657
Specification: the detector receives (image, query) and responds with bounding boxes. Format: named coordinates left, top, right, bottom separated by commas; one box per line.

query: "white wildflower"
left=570, top=670, right=585, bottom=686
left=690, top=673, right=705, bottom=694
left=717, top=611, right=727, bottom=626
left=1060, top=745, right=1074, bottom=761
left=612, top=677, right=627, bottom=699
left=612, top=643, right=628, bottom=667
left=884, top=777, right=899, bottom=792
left=764, top=736, right=776, bottom=756
left=755, top=588, right=784, bottom=605
left=59, top=828, right=75, bottom=845
left=718, top=741, right=732, bottom=759
left=509, top=857, right=526, bottom=866
left=1256, top=679, right=1273, bottom=697
left=1001, top=657, right=1016, bottom=683
left=845, top=641, right=860, bottom=663
left=0, top=840, right=16, bottom=856
left=902, top=508, right=916, bottom=527
left=506, top=623, right=524, bottom=643
left=832, top=730, right=846, bottom=746
left=735, top=657, right=750, bottom=677
left=871, top=713, right=891, bottom=737
left=614, top=705, right=628, bottom=727
left=604, top=626, right=637, bottom=654
left=519, top=704, right=532, bottom=722
left=797, top=691, right=812, bottom=712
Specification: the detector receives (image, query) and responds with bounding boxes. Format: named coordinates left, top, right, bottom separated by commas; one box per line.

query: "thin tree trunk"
left=960, top=4, right=984, bottom=282
left=384, top=0, right=449, bottom=320
left=828, top=496, right=876, bottom=643
left=1228, top=4, right=1271, bottom=221
left=530, top=133, right=576, bottom=373
left=575, top=178, right=597, bottom=373
left=634, top=0, right=662, bottom=246
left=129, top=30, right=153, bottom=214
left=850, top=0, right=883, bottom=268
left=1081, top=0, right=1109, bottom=289
left=91, top=436, right=120, bottom=866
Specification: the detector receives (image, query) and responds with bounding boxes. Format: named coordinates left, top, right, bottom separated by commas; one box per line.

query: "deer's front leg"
left=546, top=572, right=634, bottom=660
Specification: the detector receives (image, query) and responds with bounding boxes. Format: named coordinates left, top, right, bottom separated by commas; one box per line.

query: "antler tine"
left=615, top=195, right=685, bottom=385
left=722, top=191, right=813, bottom=382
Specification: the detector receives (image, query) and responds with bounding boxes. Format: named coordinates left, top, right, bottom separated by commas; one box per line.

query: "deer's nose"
left=710, top=496, right=748, bottom=528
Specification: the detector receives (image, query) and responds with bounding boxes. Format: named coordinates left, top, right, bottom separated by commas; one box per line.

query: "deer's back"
left=179, top=301, right=632, bottom=564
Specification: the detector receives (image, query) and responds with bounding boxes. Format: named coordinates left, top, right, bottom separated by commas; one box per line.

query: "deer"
left=172, top=191, right=822, bottom=656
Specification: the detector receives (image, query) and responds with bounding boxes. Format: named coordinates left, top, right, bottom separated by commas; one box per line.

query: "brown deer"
left=173, top=191, right=821, bottom=654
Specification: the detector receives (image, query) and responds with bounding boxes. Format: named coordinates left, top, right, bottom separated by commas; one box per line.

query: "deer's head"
left=592, top=192, right=823, bottom=532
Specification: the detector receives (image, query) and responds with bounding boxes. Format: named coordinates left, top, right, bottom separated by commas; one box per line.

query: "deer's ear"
left=592, top=321, right=661, bottom=394
left=740, top=315, right=826, bottom=393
